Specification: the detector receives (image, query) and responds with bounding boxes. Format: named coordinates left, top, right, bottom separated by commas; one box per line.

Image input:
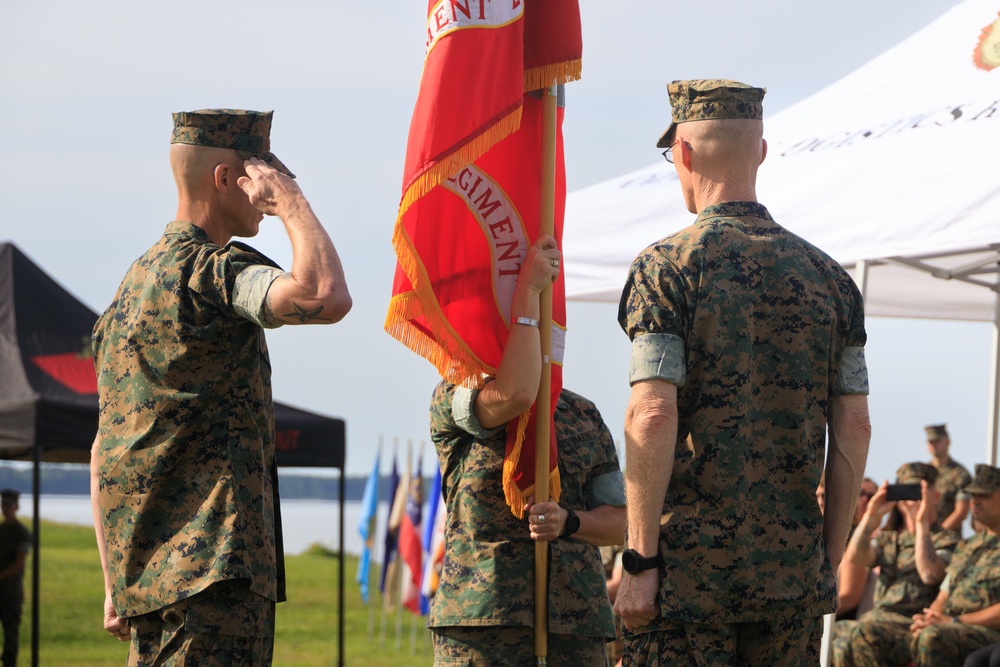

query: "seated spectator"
left=840, top=464, right=1000, bottom=666
left=833, top=462, right=960, bottom=666
left=837, top=477, right=880, bottom=620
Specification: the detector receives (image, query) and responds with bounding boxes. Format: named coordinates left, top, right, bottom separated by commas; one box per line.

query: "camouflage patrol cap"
left=965, top=463, right=1000, bottom=495
left=170, top=109, right=295, bottom=178
left=656, top=79, right=766, bottom=148
left=925, top=423, right=949, bottom=441
left=0, top=489, right=20, bottom=505
left=896, top=462, right=938, bottom=485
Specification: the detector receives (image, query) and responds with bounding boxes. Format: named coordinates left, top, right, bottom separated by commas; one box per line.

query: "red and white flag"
left=385, top=0, right=582, bottom=516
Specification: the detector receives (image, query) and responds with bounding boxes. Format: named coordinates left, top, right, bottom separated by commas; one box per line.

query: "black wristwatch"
left=622, top=548, right=663, bottom=575
left=559, top=507, right=580, bottom=538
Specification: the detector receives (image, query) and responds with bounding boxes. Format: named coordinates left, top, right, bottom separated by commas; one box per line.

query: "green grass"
left=22, top=521, right=433, bottom=666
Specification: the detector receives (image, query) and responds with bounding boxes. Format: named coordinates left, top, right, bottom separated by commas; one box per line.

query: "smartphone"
left=886, top=483, right=922, bottom=501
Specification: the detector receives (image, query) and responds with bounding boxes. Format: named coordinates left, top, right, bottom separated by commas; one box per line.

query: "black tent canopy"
left=0, top=242, right=346, bottom=467
left=0, top=242, right=347, bottom=666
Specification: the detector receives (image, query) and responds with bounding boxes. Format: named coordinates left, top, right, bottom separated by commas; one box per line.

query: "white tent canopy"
left=564, top=0, right=1000, bottom=457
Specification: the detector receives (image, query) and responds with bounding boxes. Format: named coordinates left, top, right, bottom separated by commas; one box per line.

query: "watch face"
left=623, top=548, right=658, bottom=574
left=622, top=549, right=640, bottom=574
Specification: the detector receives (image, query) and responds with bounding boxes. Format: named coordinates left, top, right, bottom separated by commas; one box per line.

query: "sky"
left=1, top=0, right=995, bottom=486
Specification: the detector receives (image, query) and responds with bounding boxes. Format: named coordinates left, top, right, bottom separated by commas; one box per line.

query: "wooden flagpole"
left=534, top=83, right=558, bottom=665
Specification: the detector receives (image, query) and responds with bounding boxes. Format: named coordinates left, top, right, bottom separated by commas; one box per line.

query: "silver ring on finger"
left=538, top=514, right=546, bottom=523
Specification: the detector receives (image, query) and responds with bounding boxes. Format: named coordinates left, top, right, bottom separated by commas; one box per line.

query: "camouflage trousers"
left=127, top=579, right=275, bottom=667
left=431, top=626, right=609, bottom=666
left=911, top=621, right=1000, bottom=667
left=832, top=607, right=1000, bottom=667
left=621, top=607, right=823, bottom=667
left=831, top=608, right=912, bottom=667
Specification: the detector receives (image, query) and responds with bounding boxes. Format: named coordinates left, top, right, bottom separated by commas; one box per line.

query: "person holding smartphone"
left=833, top=462, right=960, bottom=666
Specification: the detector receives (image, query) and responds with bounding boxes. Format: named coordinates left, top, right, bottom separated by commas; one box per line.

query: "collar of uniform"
left=164, top=220, right=213, bottom=243
left=695, top=201, right=772, bottom=223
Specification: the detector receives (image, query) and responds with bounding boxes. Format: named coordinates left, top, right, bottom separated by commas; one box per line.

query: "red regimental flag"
left=385, top=0, right=580, bottom=516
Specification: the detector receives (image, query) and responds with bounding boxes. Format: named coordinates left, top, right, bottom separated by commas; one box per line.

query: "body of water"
left=23, top=495, right=390, bottom=557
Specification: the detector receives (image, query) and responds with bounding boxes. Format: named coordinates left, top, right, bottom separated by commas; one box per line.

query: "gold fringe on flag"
left=523, top=59, right=582, bottom=93
left=384, top=288, right=493, bottom=391
left=501, top=410, right=562, bottom=518
left=397, top=106, right=523, bottom=218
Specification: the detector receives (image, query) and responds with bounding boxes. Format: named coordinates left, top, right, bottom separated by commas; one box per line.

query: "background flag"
left=355, top=446, right=380, bottom=604
left=398, top=451, right=424, bottom=613
left=385, top=0, right=582, bottom=517
left=383, top=448, right=411, bottom=610
left=420, top=463, right=445, bottom=615
left=379, top=452, right=401, bottom=600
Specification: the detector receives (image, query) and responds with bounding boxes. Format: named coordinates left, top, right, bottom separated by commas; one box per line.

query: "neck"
left=175, top=200, right=230, bottom=246
left=692, top=179, right=758, bottom=213
left=932, top=453, right=950, bottom=467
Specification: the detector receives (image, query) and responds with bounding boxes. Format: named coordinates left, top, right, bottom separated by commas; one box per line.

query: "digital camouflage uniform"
left=619, top=78, right=868, bottom=663
left=428, top=383, right=624, bottom=666
left=832, top=525, right=960, bottom=666
left=840, top=463, right=1000, bottom=667
left=935, top=459, right=972, bottom=534
left=0, top=516, right=30, bottom=667
left=906, top=465, right=1000, bottom=666
left=619, top=198, right=867, bottom=617
left=911, top=531, right=1000, bottom=665
left=93, top=220, right=288, bottom=663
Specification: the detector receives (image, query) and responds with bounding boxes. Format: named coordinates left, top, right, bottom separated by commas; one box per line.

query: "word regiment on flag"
left=385, top=0, right=581, bottom=517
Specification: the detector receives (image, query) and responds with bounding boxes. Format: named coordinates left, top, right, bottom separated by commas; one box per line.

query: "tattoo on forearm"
left=282, top=302, right=332, bottom=324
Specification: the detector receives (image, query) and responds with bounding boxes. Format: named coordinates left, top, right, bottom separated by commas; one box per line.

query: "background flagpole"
left=534, top=82, right=558, bottom=665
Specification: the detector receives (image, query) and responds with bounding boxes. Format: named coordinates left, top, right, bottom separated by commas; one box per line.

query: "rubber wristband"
left=513, top=317, right=539, bottom=328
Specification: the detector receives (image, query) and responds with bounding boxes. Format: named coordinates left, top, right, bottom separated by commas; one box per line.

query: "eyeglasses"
left=661, top=140, right=681, bottom=164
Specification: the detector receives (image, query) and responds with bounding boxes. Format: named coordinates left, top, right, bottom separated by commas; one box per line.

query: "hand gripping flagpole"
left=534, top=82, right=558, bottom=666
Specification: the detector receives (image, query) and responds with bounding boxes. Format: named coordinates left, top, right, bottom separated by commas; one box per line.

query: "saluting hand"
left=238, top=158, right=305, bottom=218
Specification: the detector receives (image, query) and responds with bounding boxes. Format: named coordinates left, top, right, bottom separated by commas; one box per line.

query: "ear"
left=760, top=138, right=768, bottom=165
left=679, top=139, right=693, bottom=170
left=212, top=163, right=231, bottom=191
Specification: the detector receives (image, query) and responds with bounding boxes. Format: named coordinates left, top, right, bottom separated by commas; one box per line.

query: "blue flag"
left=419, top=463, right=442, bottom=614
left=380, top=453, right=400, bottom=595
left=356, top=447, right=380, bottom=604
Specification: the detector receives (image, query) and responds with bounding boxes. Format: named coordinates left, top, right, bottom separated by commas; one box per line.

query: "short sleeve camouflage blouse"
left=428, top=382, right=622, bottom=638
left=618, top=201, right=867, bottom=623
left=92, top=221, right=285, bottom=617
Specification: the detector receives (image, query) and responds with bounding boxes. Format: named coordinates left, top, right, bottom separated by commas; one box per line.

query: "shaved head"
left=169, top=143, right=244, bottom=197
left=677, top=119, right=763, bottom=168
left=676, top=118, right=765, bottom=198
